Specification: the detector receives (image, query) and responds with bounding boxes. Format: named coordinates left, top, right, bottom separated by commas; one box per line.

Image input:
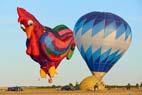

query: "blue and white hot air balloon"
left=74, top=12, right=132, bottom=90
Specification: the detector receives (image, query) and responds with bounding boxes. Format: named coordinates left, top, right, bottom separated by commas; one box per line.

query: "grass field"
left=0, top=88, right=142, bottom=95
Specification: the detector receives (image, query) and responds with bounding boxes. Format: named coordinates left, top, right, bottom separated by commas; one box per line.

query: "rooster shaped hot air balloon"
left=17, top=7, right=75, bottom=83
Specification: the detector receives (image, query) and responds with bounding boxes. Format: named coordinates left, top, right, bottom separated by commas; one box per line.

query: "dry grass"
left=0, top=88, right=142, bottom=95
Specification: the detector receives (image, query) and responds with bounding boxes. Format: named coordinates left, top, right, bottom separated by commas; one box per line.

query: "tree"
left=140, top=83, right=142, bottom=88
left=51, top=85, right=56, bottom=88
left=136, top=83, right=139, bottom=88
left=75, top=82, right=80, bottom=90
left=69, top=83, right=74, bottom=87
left=126, top=83, right=131, bottom=90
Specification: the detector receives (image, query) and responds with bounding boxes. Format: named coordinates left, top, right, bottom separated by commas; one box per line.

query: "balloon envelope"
left=74, top=12, right=132, bottom=73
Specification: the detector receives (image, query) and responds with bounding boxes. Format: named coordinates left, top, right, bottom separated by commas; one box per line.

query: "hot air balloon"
left=74, top=12, right=132, bottom=90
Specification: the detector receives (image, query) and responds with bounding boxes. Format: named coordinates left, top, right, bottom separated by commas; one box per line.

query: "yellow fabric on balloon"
left=49, top=66, right=56, bottom=78
left=80, top=75, right=98, bottom=91
left=40, top=69, right=46, bottom=78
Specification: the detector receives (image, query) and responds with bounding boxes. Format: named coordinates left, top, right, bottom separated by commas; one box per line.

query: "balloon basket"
left=80, top=75, right=105, bottom=91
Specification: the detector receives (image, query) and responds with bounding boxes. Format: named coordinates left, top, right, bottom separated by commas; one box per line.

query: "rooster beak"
left=17, top=7, right=30, bottom=22
left=17, top=7, right=26, bottom=17
left=25, top=26, right=33, bottom=39
left=17, top=7, right=25, bottom=22
left=17, top=7, right=21, bottom=16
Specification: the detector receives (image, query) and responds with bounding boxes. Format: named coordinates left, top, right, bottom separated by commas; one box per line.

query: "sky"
left=0, top=0, right=142, bottom=87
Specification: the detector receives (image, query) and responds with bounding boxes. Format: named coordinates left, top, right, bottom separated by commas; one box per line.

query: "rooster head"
left=17, top=7, right=44, bottom=39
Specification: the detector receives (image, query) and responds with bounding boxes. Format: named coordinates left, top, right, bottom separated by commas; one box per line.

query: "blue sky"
left=0, top=0, right=142, bottom=86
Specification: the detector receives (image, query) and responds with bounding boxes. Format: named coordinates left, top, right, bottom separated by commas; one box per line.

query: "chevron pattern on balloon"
left=75, top=25, right=131, bottom=55
left=74, top=12, right=132, bottom=41
left=80, top=45, right=123, bottom=72
left=74, top=12, right=132, bottom=73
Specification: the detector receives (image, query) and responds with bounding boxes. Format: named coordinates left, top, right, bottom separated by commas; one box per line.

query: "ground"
left=0, top=88, right=142, bottom=95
